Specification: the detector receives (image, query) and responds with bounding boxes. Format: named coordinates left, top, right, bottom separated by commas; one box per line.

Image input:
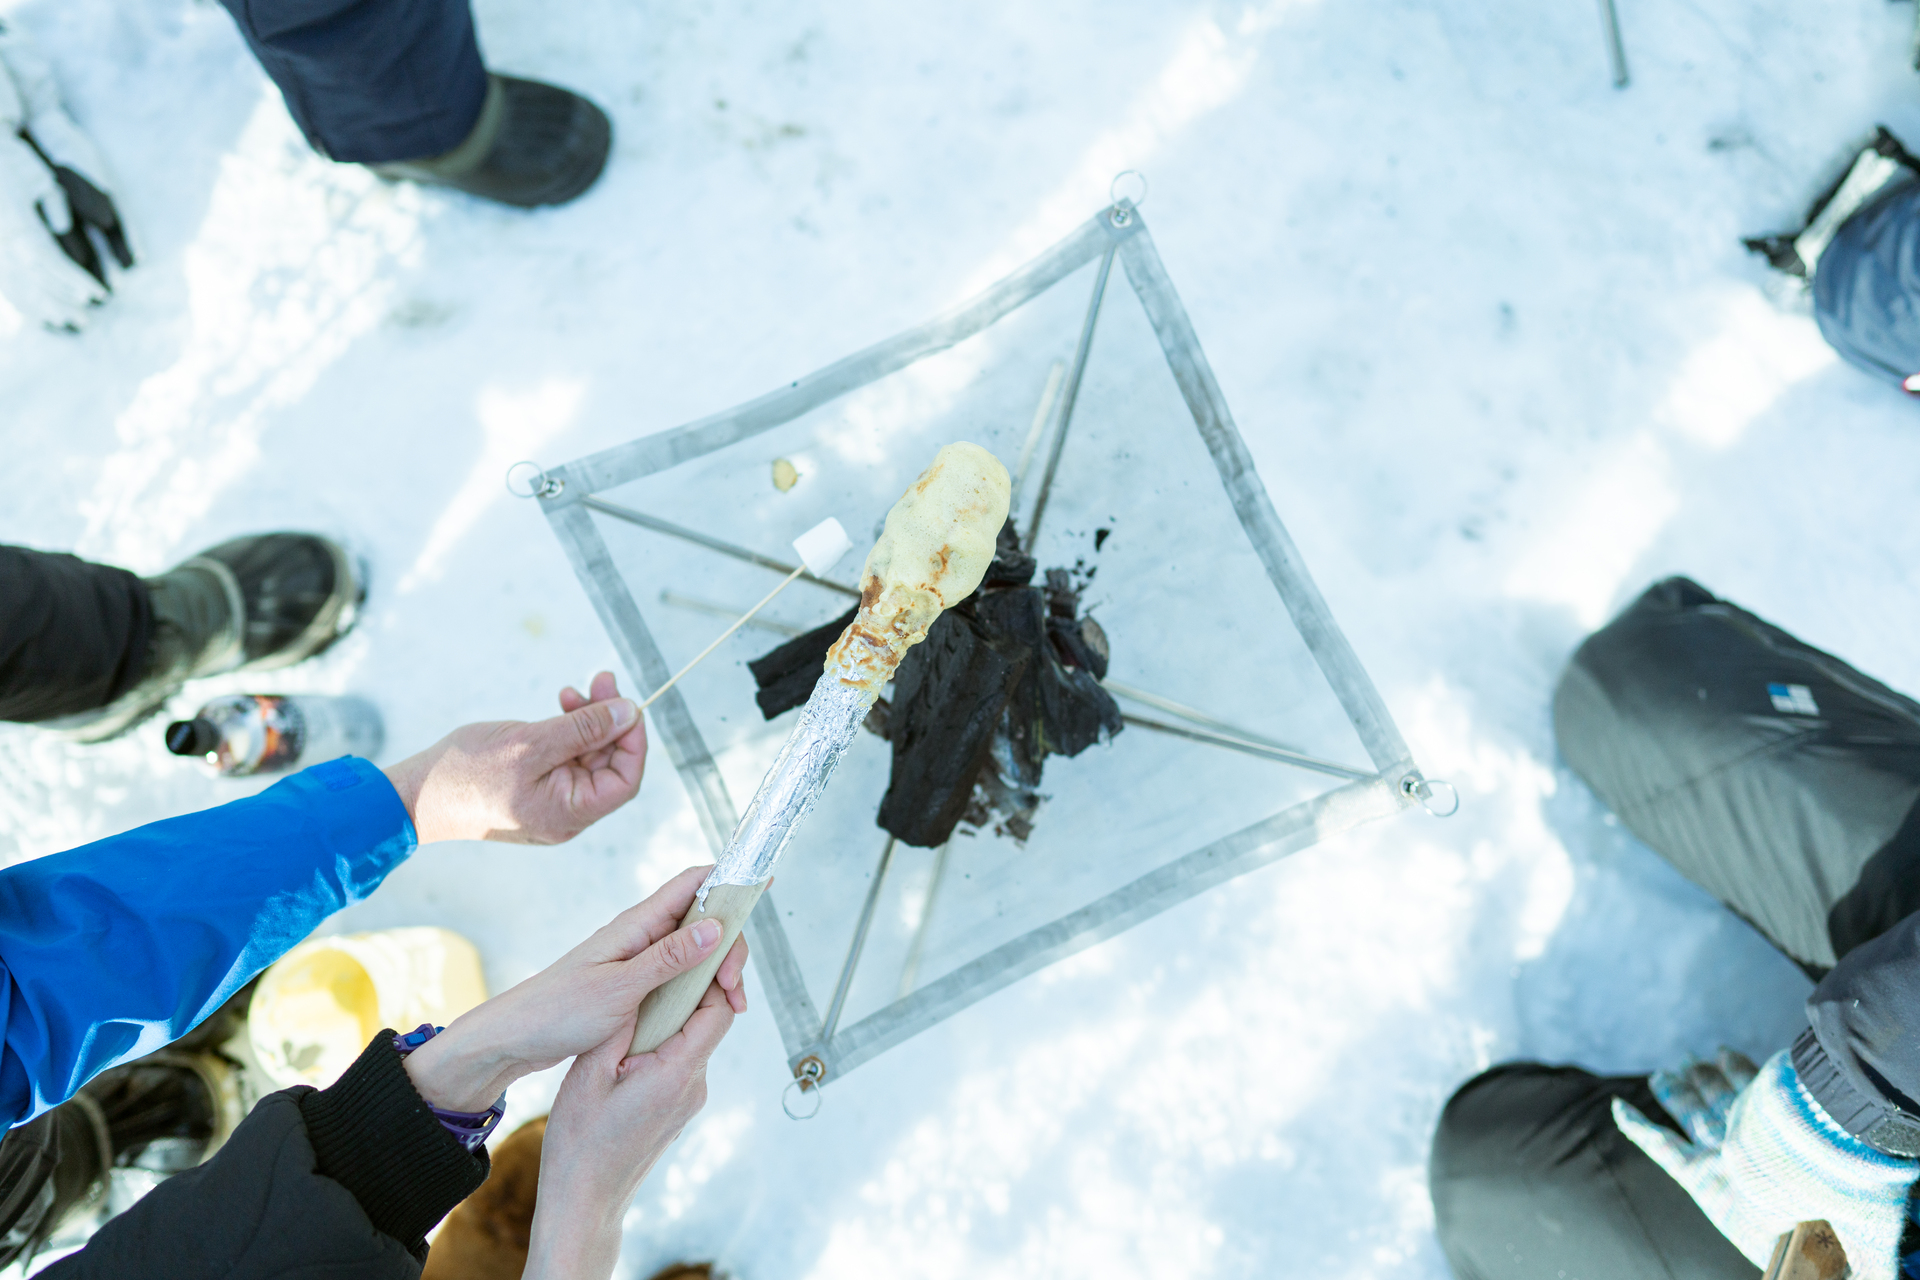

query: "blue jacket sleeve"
left=0, top=756, right=416, bottom=1129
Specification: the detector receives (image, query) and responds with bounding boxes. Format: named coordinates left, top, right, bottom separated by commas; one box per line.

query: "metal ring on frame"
left=505, top=461, right=564, bottom=500
left=1401, top=774, right=1460, bottom=818
left=783, top=1056, right=827, bottom=1120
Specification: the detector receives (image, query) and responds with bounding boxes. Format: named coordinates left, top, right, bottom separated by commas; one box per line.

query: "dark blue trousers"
left=219, top=0, right=489, bottom=163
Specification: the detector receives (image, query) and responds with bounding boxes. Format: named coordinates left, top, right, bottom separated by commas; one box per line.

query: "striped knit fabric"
left=1614, top=1049, right=1919, bottom=1279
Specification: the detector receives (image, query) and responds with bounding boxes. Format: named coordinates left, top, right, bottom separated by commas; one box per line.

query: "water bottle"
left=165, top=695, right=384, bottom=777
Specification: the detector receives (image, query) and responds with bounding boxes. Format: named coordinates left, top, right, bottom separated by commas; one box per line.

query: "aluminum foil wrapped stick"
left=630, top=442, right=1012, bottom=1055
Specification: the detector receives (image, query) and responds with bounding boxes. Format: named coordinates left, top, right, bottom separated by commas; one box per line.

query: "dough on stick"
left=627, top=442, right=1012, bottom=1056
left=827, top=441, right=1012, bottom=694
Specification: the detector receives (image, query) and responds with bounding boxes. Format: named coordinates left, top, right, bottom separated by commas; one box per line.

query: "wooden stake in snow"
left=637, top=516, right=854, bottom=712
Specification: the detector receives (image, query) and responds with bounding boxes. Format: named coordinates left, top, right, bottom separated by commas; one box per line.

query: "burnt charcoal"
left=983, top=518, right=1036, bottom=589
left=1035, top=662, right=1123, bottom=757
left=1048, top=614, right=1109, bottom=679
left=877, top=603, right=1033, bottom=847
left=1044, top=567, right=1078, bottom=618
left=744, top=518, right=1120, bottom=849
left=748, top=605, right=857, bottom=719
left=980, top=589, right=1050, bottom=795
left=973, top=749, right=1042, bottom=843
left=1079, top=616, right=1110, bottom=669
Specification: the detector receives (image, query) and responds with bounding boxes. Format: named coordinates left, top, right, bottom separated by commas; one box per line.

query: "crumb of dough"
left=826, top=442, right=1010, bottom=692
left=772, top=458, right=799, bottom=492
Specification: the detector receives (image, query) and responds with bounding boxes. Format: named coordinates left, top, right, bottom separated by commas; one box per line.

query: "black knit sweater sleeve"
left=297, top=1030, right=492, bottom=1260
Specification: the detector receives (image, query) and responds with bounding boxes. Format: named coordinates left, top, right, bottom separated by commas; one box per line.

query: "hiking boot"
left=46, top=532, right=364, bottom=743
left=0, top=1094, right=110, bottom=1270
left=81, top=1048, right=249, bottom=1169
left=421, top=1117, right=546, bottom=1280
left=371, top=74, right=611, bottom=209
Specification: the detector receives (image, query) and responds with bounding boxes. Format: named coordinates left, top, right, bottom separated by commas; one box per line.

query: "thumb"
left=1612, top=1098, right=1701, bottom=1181
left=623, top=917, right=725, bottom=998
left=526, top=696, right=637, bottom=768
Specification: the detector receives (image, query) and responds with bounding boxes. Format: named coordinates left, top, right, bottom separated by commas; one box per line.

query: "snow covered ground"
left=7, top=0, right=1920, bottom=1274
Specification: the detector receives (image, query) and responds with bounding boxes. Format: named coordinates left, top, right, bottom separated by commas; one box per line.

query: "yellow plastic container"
left=249, top=927, right=488, bottom=1089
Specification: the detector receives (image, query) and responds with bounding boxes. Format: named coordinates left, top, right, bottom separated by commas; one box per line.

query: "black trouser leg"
left=0, top=547, right=151, bottom=723
left=219, top=0, right=490, bottom=164
left=1430, top=1064, right=1758, bottom=1280
left=1553, top=575, right=1920, bottom=974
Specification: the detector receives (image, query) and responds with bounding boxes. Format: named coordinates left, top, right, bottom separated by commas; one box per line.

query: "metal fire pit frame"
left=536, top=200, right=1427, bottom=1089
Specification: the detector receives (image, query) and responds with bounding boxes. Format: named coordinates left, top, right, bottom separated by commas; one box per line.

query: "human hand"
left=382, top=671, right=648, bottom=844
left=399, top=866, right=748, bottom=1113
left=522, top=952, right=743, bottom=1280
left=1613, top=1048, right=1914, bottom=1271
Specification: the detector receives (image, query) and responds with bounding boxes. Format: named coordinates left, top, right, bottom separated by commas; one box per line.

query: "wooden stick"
left=1597, top=0, right=1629, bottom=89
left=1761, top=1221, right=1846, bottom=1280
left=630, top=881, right=769, bottom=1054
left=638, top=566, right=805, bottom=711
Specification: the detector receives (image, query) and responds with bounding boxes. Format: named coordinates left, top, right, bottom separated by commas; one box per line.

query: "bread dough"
left=826, top=441, right=1010, bottom=693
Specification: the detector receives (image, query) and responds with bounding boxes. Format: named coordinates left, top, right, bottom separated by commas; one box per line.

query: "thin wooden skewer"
left=1598, top=0, right=1629, bottom=88
left=639, top=566, right=805, bottom=710
left=660, top=590, right=805, bottom=637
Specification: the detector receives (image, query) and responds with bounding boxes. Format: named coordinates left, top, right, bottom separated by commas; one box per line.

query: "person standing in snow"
left=1429, top=578, right=1920, bottom=1279
left=215, top=0, right=610, bottom=208
left=1, top=0, right=608, bottom=330
left=37, top=864, right=750, bottom=1279
left=1, top=532, right=364, bottom=743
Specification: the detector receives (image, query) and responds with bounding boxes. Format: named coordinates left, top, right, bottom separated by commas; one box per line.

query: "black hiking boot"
left=46, top=533, right=364, bottom=743
left=0, top=1091, right=110, bottom=1269
left=370, top=74, right=611, bottom=208
left=0, top=1044, right=249, bottom=1269
left=81, top=1047, right=249, bottom=1170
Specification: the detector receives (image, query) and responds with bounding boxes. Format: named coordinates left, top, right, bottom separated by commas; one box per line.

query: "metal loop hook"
left=1109, top=171, right=1149, bottom=224
left=1401, top=775, right=1460, bottom=818
left=505, top=461, right=564, bottom=500
left=782, top=1057, right=826, bottom=1120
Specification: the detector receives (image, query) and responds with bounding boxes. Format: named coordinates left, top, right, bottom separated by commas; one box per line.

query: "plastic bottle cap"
left=165, top=718, right=217, bottom=757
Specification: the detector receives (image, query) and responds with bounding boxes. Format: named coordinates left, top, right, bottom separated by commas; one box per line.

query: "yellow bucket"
left=249, top=927, right=488, bottom=1089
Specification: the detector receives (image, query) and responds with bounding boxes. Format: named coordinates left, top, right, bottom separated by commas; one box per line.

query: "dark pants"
left=0, top=547, right=151, bottom=723
left=1431, top=1067, right=1759, bottom=1280
left=1432, top=578, right=1920, bottom=1277
left=1552, top=576, right=1920, bottom=978
left=218, top=0, right=489, bottom=163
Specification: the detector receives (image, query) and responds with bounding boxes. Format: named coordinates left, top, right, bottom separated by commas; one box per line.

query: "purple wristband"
left=391, top=1024, right=506, bottom=1153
